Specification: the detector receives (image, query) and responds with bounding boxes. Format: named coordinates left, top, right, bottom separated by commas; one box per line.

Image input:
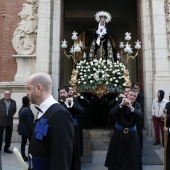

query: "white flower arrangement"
left=75, top=58, right=126, bottom=93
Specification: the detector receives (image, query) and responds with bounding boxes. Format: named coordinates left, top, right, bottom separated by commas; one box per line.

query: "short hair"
left=22, top=96, right=30, bottom=105
left=132, top=82, right=141, bottom=88
left=123, top=86, right=131, bottom=90
left=128, top=88, right=138, bottom=93
left=58, top=85, right=69, bottom=93
left=26, top=72, right=52, bottom=93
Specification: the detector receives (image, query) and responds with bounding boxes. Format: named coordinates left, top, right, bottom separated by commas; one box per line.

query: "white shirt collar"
left=37, top=95, right=58, bottom=118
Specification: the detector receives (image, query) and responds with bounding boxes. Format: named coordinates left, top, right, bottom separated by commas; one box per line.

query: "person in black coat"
left=105, top=89, right=143, bottom=170
left=0, top=91, right=17, bottom=153
left=163, top=101, right=170, bottom=169
left=108, top=86, right=131, bottom=125
left=132, top=82, right=144, bottom=149
left=58, top=85, right=84, bottom=170
left=18, top=96, right=34, bottom=161
left=26, top=73, right=74, bottom=170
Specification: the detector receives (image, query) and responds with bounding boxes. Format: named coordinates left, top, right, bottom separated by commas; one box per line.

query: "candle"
left=13, top=147, right=28, bottom=170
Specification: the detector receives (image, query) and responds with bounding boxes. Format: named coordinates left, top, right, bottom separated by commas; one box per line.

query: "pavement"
left=0, top=136, right=165, bottom=170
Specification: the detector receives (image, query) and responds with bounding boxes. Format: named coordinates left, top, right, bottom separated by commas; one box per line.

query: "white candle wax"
left=13, top=147, right=28, bottom=170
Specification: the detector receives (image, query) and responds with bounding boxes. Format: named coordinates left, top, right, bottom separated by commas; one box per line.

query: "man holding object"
left=26, top=73, right=74, bottom=170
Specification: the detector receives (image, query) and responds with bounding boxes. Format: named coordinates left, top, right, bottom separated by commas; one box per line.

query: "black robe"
left=28, top=103, right=74, bottom=170
left=88, top=25, right=117, bottom=62
left=59, top=99, right=84, bottom=170
left=165, top=102, right=170, bottom=170
left=105, top=102, right=143, bottom=170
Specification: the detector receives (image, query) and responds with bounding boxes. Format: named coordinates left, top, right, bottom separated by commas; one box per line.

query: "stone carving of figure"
left=12, top=0, right=39, bottom=55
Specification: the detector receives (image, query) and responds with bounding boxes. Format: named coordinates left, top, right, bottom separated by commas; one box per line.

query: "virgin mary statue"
left=88, top=11, right=117, bottom=62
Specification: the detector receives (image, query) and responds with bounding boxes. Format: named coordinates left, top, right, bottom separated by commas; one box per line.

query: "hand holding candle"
left=13, top=147, right=28, bottom=170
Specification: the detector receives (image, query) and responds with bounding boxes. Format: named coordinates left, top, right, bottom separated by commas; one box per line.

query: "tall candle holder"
left=61, top=31, right=87, bottom=65
left=116, top=32, right=141, bottom=64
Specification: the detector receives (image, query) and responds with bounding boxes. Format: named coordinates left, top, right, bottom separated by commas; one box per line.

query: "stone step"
left=81, top=129, right=92, bottom=163
left=89, top=129, right=113, bottom=151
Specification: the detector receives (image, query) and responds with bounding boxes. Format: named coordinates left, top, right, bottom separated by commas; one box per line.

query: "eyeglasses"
left=4, top=94, right=11, bottom=96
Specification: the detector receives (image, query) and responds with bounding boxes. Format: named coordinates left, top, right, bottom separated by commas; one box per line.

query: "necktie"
left=34, top=106, right=43, bottom=120
left=34, top=106, right=43, bottom=113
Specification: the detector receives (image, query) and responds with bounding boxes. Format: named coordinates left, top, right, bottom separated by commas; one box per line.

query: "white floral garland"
left=75, top=59, right=126, bottom=92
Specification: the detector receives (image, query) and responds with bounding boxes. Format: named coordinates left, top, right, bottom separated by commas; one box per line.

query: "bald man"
left=26, top=73, right=74, bottom=170
left=0, top=90, right=16, bottom=153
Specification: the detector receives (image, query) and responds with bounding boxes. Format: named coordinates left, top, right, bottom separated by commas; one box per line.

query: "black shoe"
left=4, top=149, right=12, bottom=153
left=23, top=157, right=28, bottom=161
left=154, top=141, right=160, bottom=145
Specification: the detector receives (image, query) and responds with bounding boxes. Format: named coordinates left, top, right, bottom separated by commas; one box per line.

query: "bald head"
left=27, top=73, right=52, bottom=93
left=26, top=72, right=52, bottom=105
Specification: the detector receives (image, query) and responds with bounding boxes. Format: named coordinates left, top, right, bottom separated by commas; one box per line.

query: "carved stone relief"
left=12, top=0, right=39, bottom=55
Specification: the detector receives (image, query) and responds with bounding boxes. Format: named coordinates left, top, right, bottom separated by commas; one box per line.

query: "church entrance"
left=61, top=0, right=142, bottom=128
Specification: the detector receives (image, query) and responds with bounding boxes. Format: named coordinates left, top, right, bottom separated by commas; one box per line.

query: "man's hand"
left=66, top=97, right=73, bottom=105
left=119, top=93, right=126, bottom=98
left=120, top=98, right=134, bottom=111
left=163, top=127, right=168, bottom=132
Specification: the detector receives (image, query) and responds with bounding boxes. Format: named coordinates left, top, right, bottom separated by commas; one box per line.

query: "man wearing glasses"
left=0, top=91, right=17, bottom=153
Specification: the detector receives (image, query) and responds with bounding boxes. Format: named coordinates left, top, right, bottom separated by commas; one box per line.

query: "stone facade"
left=141, top=0, right=170, bottom=137
left=0, top=0, right=170, bottom=143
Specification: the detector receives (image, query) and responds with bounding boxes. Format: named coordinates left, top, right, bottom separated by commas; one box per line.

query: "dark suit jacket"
left=136, top=92, right=144, bottom=107
left=29, top=103, right=74, bottom=170
left=18, top=106, right=34, bottom=136
left=0, top=98, right=17, bottom=126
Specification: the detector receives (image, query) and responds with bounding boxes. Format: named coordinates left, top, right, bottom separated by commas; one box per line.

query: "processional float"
left=61, top=11, right=141, bottom=98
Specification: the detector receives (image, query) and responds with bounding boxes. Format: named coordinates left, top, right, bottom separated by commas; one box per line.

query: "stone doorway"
left=61, top=0, right=141, bottom=128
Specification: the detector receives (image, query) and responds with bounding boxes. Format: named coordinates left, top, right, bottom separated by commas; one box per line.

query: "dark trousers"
left=0, top=126, right=13, bottom=150
left=21, top=136, right=31, bottom=158
left=153, top=116, right=164, bottom=143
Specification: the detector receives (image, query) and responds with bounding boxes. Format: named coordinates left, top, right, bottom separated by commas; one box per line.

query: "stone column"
left=36, top=0, right=61, bottom=99
left=141, top=0, right=155, bottom=136
left=141, top=0, right=170, bottom=138
left=51, top=0, right=62, bottom=99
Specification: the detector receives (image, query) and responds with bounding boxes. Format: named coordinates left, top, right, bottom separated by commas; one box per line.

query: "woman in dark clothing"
left=18, top=96, right=34, bottom=161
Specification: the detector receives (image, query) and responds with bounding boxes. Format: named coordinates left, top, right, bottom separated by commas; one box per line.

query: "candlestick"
left=13, top=147, right=28, bottom=170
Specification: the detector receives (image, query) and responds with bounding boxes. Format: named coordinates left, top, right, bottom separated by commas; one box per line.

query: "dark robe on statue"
left=28, top=104, right=74, bottom=170
left=105, top=102, right=143, bottom=170
left=88, top=24, right=117, bottom=62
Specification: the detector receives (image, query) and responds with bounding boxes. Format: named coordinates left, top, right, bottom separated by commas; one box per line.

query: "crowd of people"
left=1, top=73, right=170, bottom=170
left=0, top=10, right=170, bottom=170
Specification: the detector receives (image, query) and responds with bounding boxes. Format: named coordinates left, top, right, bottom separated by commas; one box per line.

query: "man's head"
left=127, top=88, right=138, bottom=103
left=22, top=96, right=30, bottom=106
left=58, top=86, right=69, bottom=101
left=4, top=91, right=11, bottom=101
left=26, top=72, right=52, bottom=105
left=123, top=86, right=131, bottom=97
left=68, top=85, right=74, bottom=97
left=132, top=82, right=141, bottom=93
left=157, top=90, right=165, bottom=102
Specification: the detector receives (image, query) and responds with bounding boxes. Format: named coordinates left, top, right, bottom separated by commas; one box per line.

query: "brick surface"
left=0, top=0, right=25, bottom=81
